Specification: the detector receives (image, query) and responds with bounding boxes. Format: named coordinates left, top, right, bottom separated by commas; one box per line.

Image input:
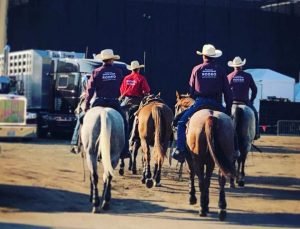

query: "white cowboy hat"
left=127, top=60, right=145, bottom=70
left=228, top=56, right=246, bottom=67
left=95, top=49, right=120, bottom=61
left=196, top=44, right=222, bottom=58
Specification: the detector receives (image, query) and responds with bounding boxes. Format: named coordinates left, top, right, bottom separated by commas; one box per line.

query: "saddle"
left=134, top=94, right=165, bottom=116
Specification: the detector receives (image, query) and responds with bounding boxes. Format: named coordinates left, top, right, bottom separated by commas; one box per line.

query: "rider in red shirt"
left=120, top=60, right=151, bottom=148
left=120, top=61, right=150, bottom=98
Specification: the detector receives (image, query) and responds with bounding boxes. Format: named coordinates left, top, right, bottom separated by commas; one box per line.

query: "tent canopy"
left=245, top=68, right=295, bottom=83
left=295, top=83, right=300, bottom=102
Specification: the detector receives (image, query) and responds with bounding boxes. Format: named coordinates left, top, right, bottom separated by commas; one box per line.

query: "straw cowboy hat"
left=127, top=60, right=145, bottom=70
left=95, top=49, right=120, bottom=61
left=228, top=56, right=246, bottom=67
left=196, top=44, right=222, bottom=58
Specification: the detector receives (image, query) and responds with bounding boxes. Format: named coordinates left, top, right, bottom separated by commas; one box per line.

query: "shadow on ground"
left=0, top=184, right=166, bottom=214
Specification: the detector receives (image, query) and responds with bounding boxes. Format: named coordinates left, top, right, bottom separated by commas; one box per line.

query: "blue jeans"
left=71, top=111, right=85, bottom=146
left=176, top=97, right=226, bottom=151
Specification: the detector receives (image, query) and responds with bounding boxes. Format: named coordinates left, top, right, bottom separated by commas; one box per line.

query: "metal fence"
left=277, top=120, right=300, bottom=136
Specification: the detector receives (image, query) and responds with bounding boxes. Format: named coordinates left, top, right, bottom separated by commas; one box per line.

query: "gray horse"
left=231, top=103, right=255, bottom=187
left=81, top=106, right=125, bottom=213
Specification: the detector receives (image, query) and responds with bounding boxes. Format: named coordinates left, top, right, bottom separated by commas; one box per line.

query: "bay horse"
left=81, top=106, right=125, bottom=213
left=230, top=102, right=255, bottom=187
left=175, top=92, right=235, bottom=220
left=130, top=94, right=174, bottom=188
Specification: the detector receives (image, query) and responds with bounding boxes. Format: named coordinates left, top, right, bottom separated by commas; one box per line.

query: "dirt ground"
left=0, top=135, right=299, bottom=229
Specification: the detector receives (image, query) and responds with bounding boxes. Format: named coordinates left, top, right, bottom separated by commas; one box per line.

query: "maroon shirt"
left=189, top=59, right=232, bottom=106
left=227, top=70, right=257, bottom=103
left=85, top=63, right=123, bottom=109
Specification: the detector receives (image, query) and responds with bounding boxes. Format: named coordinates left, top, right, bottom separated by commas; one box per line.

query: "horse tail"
left=99, top=110, right=115, bottom=178
left=205, top=116, right=235, bottom=178
left=152, top=106, right=164, bottom=160
left=234, top=106, right=244, bottom=137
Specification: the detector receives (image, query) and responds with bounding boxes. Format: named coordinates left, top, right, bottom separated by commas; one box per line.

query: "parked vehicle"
left=0, top=47, right=130, bottom=138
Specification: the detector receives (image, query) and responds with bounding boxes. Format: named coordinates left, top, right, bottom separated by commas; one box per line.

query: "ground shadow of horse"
left=0, top=184, right=166, bottom=214
left=226, top=175, right=300, bottom=201
left=225, top=212, right=300, bottom=228
left=0, top=222, right=51, bottom=229
left=255, top=145, right=300, bottom=154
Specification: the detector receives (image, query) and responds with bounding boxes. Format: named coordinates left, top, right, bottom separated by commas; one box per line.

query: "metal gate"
left=277, top=120, right=300, bottom=136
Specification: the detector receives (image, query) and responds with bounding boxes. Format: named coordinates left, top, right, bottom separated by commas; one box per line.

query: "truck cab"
left=43, top=58, right=130, bottom=137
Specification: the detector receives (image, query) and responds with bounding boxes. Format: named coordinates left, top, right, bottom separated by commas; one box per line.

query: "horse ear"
left=176, top=91, right=180, bottom=100
left=157, top=92, right=161, bottom=97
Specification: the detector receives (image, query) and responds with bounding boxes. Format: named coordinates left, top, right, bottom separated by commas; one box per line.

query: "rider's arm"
left=85, top=70, right=96, bottom=111
left=249, top=74, right=257, bottom=102
left=222, top=71, right=233, bottom=115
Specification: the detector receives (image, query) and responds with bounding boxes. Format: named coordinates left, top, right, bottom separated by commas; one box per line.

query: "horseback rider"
left=120, top=60, right=151, bottom=147
left=84, top=49, right=131, bottom=159
left=227, top=56, right=260, bottom=140
left=172, top=44, right=237, bottom=163
left=70, top=74, right=89, bottom=154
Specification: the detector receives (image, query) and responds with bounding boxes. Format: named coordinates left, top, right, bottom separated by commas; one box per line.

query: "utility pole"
left=0, top=0, right=8, bottom=51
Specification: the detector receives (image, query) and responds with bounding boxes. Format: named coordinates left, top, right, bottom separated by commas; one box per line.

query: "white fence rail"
left=277, top=120, right=300, bottom=136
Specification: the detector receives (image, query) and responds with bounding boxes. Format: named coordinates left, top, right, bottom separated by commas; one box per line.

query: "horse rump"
left=205, top=115, right=235, bottom=178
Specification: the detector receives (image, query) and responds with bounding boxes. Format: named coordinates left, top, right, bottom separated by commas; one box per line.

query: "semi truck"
left=0, top=48, right=85, bottom=138
left=0, top=47, right=129, bottom=138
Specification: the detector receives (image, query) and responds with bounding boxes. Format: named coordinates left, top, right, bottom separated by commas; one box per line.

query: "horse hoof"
left=119, top=168, right=124, bottom=176
left=238, top=180, right=245, bottom=187
left=146, top=179, right=154, bottom=188
left=132, top=169, right=137, bottom=175
left=218, top=209, right=227, bottom=221
left=229, top=182, right=236, bottom=188
left=199, top=209, right=207, bottom=217
left=92, top=206, right=100, bottom=214
left=189, top=196, right=197, bottom=205
left=154, top=181, right=161, bottom=187
left=101, top=201, right=110, bottom=211
left=141, top=177, right=146, bottom=184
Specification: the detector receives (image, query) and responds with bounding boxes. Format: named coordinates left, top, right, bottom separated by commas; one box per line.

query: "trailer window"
left=57, top=74, right=76, bottom=89
left=58, top=75, right=68, bottom=88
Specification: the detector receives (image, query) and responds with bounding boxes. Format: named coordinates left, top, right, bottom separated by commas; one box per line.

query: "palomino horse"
left=81, top=106, right=125, bottom=213
left=130, top=94, right=174, bottom=188
left=175, top=92, right=235, bottom=220
left=230, top=102, right=255, bottom=187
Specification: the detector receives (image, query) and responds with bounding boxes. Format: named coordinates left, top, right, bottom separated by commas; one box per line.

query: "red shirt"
left=120, top=72, right=150, bottom=97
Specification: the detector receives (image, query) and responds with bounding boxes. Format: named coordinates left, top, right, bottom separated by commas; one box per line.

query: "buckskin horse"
left=175, top=92, right=235, bottom=220
left=230, top=102, right=255, bottom=187
left=81, top=106, right=125, bottom=213
left=130, top=94, right=174, bottom=188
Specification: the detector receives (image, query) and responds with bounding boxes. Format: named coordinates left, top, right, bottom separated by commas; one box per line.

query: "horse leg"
left=119, top=159, right=125, bottom=176
left=186, top=153, right=196, bottom=205
left=141, top=156, right=146, bottom=184
left=86, top=153, right=100, bottom=213
left=218, top=170, right=227, bottom=221
left=141, top=139, right=153, bottom=188
left=101, top=174, right=112, bottom=211
left=238, top=152, right=247, bottom=187
left=230, top=160, right=236, bottom=188
left=132, top=140, right=140, bottom=175
left=236, top=157, right=242, bottom=184
left=154, top=155, right=164, bottom=187
left=203, top=163, right=214, bottom=214
left=195, top=165, right=206, bottom=217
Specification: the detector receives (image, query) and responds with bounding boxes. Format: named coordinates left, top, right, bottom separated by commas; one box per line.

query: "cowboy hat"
left=228, top=56, right=246, bottom=67
left=196, top=44, right=222, bottom=58
left=127, top=60, right=145, bottom=70
left=95, top=49, right=120, bottom=61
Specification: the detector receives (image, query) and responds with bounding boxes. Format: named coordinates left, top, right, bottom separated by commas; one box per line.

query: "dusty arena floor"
left=0, top=135, right=299, bottom=229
